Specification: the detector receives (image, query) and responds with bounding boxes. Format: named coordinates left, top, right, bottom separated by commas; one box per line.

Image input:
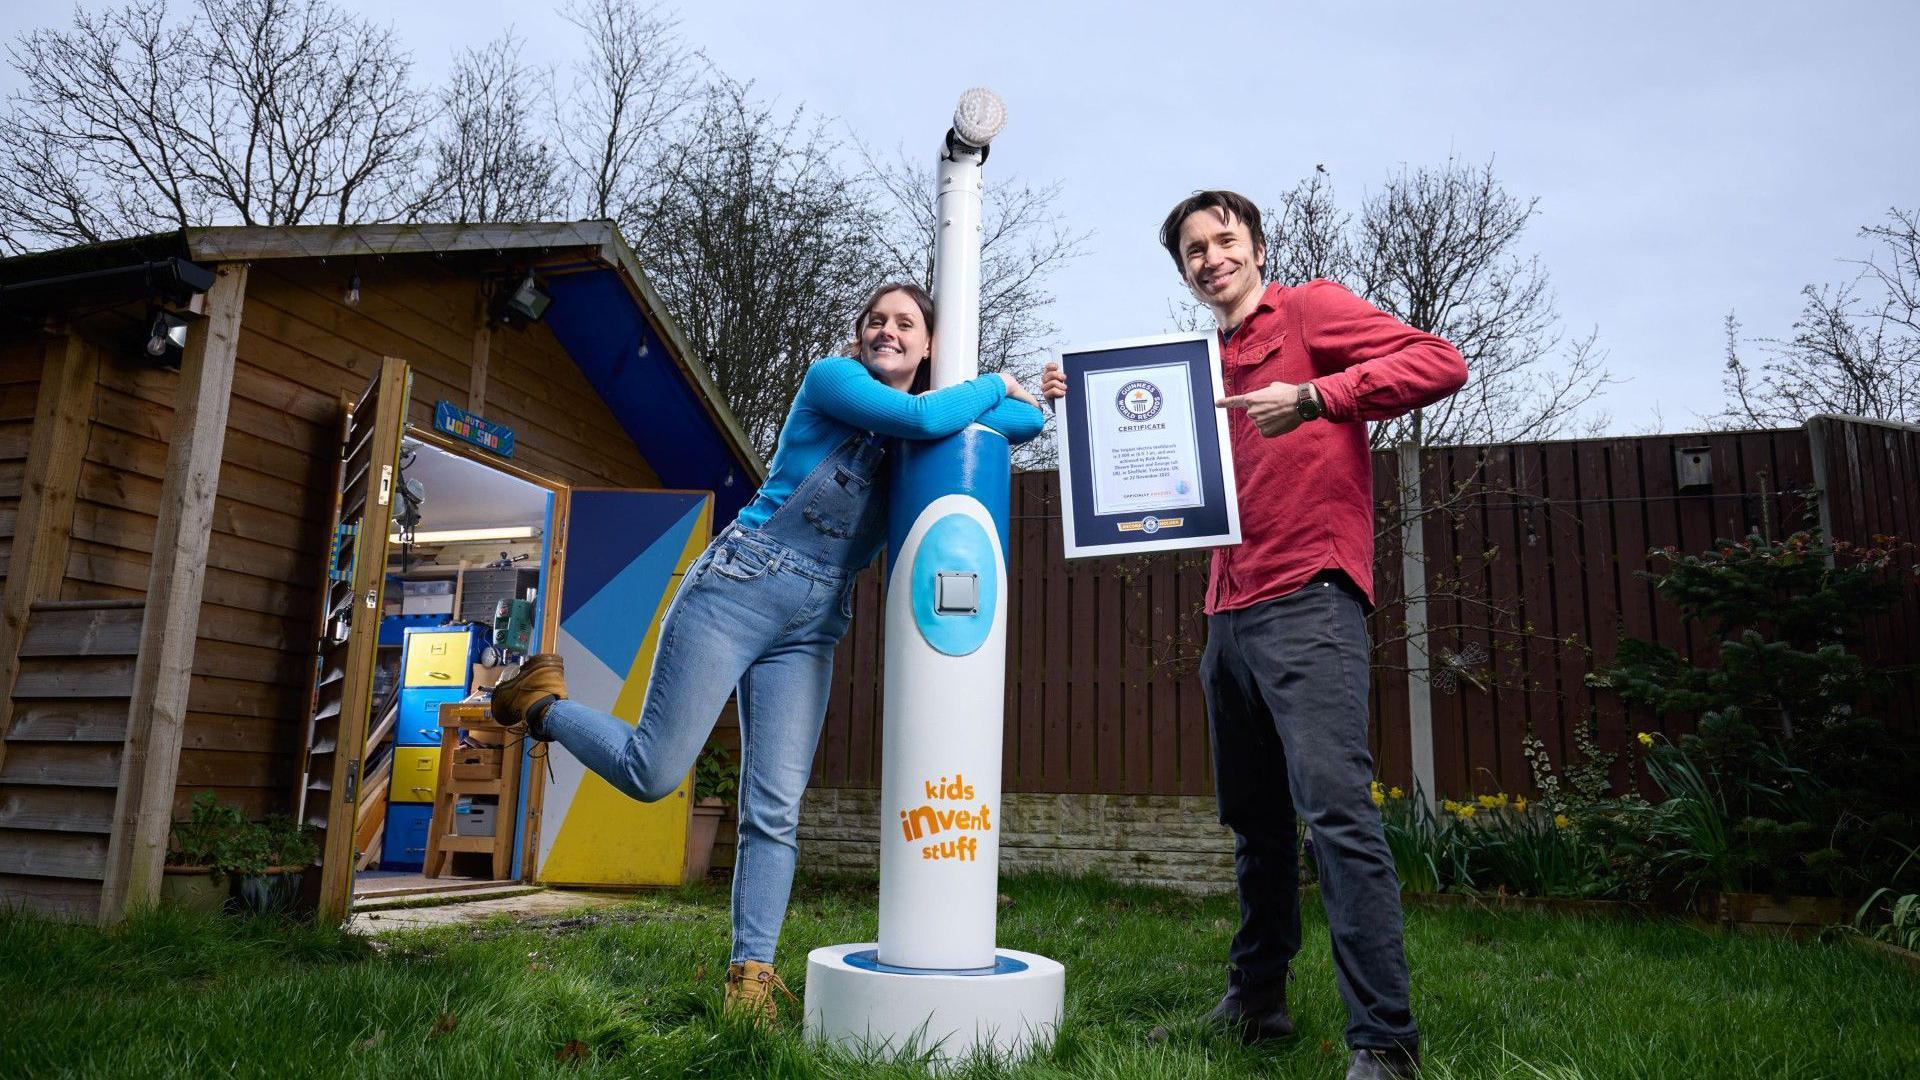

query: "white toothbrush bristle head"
left=952, top=88, right=1007, bottom=148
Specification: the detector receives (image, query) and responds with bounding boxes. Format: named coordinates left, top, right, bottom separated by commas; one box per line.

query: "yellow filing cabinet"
left=402, top=629, right=469, bottom=688
left=392, top=747, right=441, bottom=803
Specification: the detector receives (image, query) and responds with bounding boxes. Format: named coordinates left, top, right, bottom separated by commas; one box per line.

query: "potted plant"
left=216, top=812, right=320, bottom=915
left=685, top=745, right=738, bottom=882
left=167, top=794, right=318, bottom=915
left=163, top=793, right=241, bottom=915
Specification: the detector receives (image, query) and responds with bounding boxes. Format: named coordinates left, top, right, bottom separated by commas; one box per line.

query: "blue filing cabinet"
left=394, top=625, right=486, bottom=746
left=382, top=803, right=434, bottom=870
left=387, top=624, right=489, bottom=865
left=396, top=687, right=468, bottom=746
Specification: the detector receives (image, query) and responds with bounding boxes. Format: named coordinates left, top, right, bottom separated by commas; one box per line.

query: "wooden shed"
left=0, top=222, right=763, bottom=924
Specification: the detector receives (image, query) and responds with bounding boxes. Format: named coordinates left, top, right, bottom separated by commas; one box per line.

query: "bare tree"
left=1720, top=208, right=1920, bottom=427
left=1259, top=158, right=1613, bottom=448
left=626, top=80, right=884, bottom=456
left=413, top=33, right=567, bottom=225
left=3, top=1, right=207, bottom=248
left=557, top=0, right=699, bottom=224
left=198, top=0, right=427, bottom=225
left=864, top=149, right=1089, bottom=466
left=1263, top=171, right=1350, bottom=287
left=0, top=0, right=429, bottom=253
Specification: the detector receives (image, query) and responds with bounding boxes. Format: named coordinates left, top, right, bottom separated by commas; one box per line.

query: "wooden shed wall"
left=46, top=257, right=664, bottom=823
left=0, top=338, right=37, bottom=573
left=1, top=332, right=128, bottom=919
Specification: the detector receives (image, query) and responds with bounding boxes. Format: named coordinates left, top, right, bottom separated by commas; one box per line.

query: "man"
left=1043, top=190, right=1466, bottom=1080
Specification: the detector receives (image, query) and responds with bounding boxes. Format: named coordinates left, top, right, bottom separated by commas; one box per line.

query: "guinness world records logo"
left=1115, top=380, right=1163, bottom=421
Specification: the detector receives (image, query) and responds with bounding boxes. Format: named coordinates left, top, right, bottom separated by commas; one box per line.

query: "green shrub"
left=1372, top=784, right=1615, bottom=899
left=1375, top=782, right=1444, bottom=894
left=167, top=793, right=318, bottom=877
left=1856, top=890, right=1920, bottom=952
left=1588, top=530, right=1920, bottom=898
left=167, top=793, right=246, bottom=869
left=693, top=745, right=738, bottom=804
left=1853, top=844, right=1920, bottom=952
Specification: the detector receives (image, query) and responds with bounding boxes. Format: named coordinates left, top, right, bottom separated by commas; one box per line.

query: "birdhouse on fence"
left=1675, top=446, right=1712, bottom=492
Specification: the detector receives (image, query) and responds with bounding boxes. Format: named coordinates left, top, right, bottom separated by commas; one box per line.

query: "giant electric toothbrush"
left=804, top=88, right=1064, bottom=1063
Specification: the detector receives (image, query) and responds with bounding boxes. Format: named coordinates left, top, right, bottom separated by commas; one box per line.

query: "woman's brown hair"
left=851, top=282, right=936, bottom=395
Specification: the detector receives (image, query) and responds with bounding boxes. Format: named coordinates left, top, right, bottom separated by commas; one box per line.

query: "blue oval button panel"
left=911, top=512, right=998, bottom=656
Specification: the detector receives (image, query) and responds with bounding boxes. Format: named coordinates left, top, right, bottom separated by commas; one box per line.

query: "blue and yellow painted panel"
left=536, top=490, right=712, bottom=886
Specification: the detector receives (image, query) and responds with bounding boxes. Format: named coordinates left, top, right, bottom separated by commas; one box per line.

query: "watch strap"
left=1296, top=383, right=1322, bottom=421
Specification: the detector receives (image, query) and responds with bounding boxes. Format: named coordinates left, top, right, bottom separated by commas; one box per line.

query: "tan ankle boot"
left=723, top=960, right=795, bottom=1026
left=490, top=653, right=567, bottom=736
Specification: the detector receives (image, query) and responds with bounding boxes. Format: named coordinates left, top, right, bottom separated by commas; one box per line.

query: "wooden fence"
left=810, top=417, right=1919, bottom=799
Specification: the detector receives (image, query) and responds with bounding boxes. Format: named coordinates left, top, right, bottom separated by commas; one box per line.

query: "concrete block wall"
left=796, top=788, right=1238, bottom=894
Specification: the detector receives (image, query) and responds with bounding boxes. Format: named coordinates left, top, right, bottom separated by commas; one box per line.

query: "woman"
left=491, top=282, right=1045, bottom=1020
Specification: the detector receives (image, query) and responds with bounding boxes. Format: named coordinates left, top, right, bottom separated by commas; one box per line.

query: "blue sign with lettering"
left=434, top=400, right=515, bottom=458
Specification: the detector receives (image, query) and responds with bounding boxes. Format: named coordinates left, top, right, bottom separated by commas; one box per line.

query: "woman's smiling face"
left=858, top=288, right=931, bottom=391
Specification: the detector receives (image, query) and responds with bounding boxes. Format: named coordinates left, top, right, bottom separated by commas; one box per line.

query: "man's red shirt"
left=1208, top=280, right=1468, bottom=614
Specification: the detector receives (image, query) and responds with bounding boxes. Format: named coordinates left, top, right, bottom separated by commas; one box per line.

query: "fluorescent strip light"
left=389, top=526, right=540, bottom=544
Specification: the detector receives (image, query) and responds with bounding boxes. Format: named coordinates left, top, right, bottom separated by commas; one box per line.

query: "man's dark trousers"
left=1202, top=572, right=1419, bottom=1053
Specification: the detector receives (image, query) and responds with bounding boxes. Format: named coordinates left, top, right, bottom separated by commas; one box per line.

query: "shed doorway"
left=300, top=364, right=714, bottom=922
left=350, top=431, right=556, bottom=903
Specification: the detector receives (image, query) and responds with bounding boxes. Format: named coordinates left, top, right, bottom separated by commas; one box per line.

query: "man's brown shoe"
left=1206, top=965, right=1294, bottom=1044
left=490, top=653, right=567, bottom=738
left=1348, top=1046, right=1421, bottom=1079
left=723, top=960, right=796, bottom=1027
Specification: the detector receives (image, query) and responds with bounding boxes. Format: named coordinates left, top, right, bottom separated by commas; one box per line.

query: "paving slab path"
left=347, top=888, right=633, bottom=934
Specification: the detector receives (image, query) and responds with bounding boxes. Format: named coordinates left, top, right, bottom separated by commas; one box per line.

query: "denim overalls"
left=541, top=432, right=888, bottom=962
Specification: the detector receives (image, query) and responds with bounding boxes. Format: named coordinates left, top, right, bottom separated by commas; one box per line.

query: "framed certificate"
left=1054, top=330, right=1240, bottom=558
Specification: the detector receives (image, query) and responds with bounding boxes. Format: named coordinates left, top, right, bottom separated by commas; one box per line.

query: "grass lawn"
left=2, top=873, right=1915, bottom=1078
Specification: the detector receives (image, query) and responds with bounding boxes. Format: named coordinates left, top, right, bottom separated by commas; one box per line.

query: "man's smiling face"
left=1177, top=206, right=1266, bottom=321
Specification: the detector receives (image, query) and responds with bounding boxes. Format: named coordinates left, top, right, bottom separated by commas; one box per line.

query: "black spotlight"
left=498, top=271, right=551, bottom=325
left=142, top=309, right=190, bottom=367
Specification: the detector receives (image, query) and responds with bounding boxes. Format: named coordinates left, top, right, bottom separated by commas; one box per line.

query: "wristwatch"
left=1296, top=383, right=1323, bottom=422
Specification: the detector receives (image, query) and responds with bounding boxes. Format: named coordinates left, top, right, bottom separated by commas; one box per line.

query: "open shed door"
left=534, top=488, right=711, bottom=886
left=300, top=357, right=410, bottom=923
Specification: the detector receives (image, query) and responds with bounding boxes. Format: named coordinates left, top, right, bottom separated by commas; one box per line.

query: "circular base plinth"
left=804, top=943, right=1064, bottom=1065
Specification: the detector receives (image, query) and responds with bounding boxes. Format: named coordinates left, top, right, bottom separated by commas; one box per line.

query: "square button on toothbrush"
left=935, top=571, right=979, bottom=615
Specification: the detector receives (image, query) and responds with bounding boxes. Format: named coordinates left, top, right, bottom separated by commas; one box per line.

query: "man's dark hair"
left=1159, top=190, right=1264, bottom=270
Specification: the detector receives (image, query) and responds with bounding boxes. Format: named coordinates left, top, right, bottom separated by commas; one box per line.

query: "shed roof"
left=0, top=221, right=764, bottom=522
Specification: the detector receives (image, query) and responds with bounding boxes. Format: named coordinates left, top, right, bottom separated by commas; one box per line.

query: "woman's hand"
left=1000, top=371, right=1040, bottom=408
left=1041, top=361, right=1067, bottom=401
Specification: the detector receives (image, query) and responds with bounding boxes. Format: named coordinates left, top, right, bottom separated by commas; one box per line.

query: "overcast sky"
left=6, top=1, right=1916, bottom=433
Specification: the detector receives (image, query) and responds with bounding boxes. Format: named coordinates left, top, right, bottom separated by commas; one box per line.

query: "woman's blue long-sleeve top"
left=734, top=357, right=1047, bottom=558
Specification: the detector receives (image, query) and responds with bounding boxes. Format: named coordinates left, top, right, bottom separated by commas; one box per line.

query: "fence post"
left=1397, top=442, right=1438, bottom=811
left=1805, top=415, right=1836, bottom=567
